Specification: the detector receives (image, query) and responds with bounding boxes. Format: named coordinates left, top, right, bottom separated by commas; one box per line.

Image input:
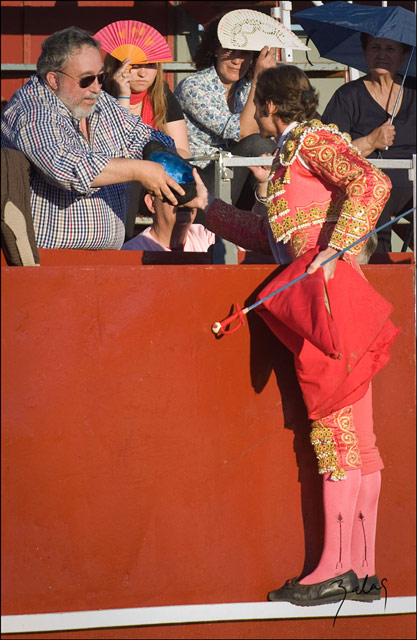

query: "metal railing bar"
left=1, top=62, right=347, bottom=73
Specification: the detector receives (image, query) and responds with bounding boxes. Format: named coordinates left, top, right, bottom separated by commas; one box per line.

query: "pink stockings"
left=299, top=469, right=381, bottom=584
left=299, top=383, right=383, bottom=584
left=350, top=470, right=382, bottom=578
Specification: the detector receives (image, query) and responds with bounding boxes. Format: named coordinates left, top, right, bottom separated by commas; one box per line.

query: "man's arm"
left=91, top=158, right=184, bottom=204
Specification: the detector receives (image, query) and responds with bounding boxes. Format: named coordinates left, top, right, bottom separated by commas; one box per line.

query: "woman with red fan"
left=102, top=58, right=189, bottom=159
left=94, top=20, right=190, bottom=240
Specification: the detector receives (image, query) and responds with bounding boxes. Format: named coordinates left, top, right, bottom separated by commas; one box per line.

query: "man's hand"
left=249, top=153, right=274, bottom=196
left=135, top=161, right=185, bottom=205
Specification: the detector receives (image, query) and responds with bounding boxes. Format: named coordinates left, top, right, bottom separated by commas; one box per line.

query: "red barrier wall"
left=1, top=253, right=416, bottom=639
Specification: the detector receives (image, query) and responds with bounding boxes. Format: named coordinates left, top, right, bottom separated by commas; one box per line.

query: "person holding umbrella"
left=294, top=1, right=416, bottom=252
left=321, top=34, right=415, bottom=252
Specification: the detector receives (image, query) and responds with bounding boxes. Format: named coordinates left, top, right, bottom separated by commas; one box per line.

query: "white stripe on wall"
left=2, top=597, right=416, bottom=634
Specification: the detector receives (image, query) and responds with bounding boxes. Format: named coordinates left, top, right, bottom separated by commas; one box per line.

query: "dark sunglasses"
left=56, top=69, right=106, bottom=88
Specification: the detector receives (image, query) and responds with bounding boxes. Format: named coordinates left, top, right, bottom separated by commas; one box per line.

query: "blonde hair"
left=102, top=54, right=167, bottom=131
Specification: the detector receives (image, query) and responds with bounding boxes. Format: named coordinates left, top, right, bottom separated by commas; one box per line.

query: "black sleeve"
left=164, top=83, right=185, bottom=123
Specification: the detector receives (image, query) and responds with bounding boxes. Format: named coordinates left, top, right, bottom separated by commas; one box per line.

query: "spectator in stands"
left=1, top=27, right=188, bottom=251
left=100, top=21, right=191, bottom=241
left=174, top=12, right=277, bottom=207
left=122, top=168, right=213, bottom=252
left=322, top=34, right=415, bottom=252
left=103, top=57, right=189, bottom=159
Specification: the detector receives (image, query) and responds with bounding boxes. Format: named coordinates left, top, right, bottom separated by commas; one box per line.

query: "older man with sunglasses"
left=1, top=27, right=186, bottom=250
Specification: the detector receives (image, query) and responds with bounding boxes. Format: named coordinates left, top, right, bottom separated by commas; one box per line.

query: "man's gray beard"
left=71, top=101, right=97, bottom=120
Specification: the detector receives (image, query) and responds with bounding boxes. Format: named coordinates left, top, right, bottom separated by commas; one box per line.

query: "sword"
left=211, top=206, right=415, bottom=336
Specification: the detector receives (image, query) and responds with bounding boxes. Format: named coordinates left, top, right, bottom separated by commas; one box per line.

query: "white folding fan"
left=94, top=20, right=172, bottom=65
left=218, top=9, right=309, bottom=51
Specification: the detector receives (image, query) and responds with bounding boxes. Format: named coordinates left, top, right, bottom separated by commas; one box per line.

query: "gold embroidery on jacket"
left=268, top=121, right=391, bottom=253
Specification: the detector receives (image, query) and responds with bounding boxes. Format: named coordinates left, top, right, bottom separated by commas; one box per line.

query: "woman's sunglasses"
left=56, top=70, right=106, bottom=88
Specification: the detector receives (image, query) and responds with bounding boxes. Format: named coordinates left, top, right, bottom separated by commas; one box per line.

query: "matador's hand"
left=307, top=247, right=338, bottom=282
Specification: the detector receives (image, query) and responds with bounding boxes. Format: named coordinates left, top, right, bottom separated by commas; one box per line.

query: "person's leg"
left=301, top=385, right=384, bottom=585
left=229, top=132, right=276, bottom=157
left=299, top=404, right=364, bottom=584
left=267, top=404, right=363, bottom=602
left=349, top=385, right=383, bottom=580
left=299, top=468, right=361, bottom=584
left=350, top=470, right=381, bottom=578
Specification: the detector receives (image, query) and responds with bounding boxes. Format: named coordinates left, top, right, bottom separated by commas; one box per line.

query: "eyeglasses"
left=56, top=69, right=106, bottom=88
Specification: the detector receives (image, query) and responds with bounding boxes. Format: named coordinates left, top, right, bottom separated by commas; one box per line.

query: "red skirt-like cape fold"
left=255, top=248, right=400, bottom=420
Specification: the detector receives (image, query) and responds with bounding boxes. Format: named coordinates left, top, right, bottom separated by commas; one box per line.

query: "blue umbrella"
left=293, top=1, right=416, bottom=77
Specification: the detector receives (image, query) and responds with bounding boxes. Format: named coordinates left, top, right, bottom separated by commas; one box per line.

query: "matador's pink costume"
left=205, top=120, right=398, bottom=482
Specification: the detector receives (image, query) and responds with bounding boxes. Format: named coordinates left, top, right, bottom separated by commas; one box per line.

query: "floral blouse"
left=174, top=65, right=251, bottom=167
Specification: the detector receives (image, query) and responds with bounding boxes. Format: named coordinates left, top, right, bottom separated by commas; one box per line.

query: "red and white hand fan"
left=94, top=20, right=172, bottom=64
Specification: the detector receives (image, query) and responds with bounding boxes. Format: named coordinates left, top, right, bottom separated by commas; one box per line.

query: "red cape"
left=255, top=248, right=400, bottom=419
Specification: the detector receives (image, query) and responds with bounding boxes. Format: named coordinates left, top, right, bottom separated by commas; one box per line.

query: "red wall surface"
left=1, top=254, right=416, bottom=639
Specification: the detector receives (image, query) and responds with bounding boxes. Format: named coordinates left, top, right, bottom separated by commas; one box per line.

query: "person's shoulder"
left=163, top=82, right=180, bottom=101
left=189, top=66, right=214, bottom=77
left=184, top=224, right=215, bottom=251
left=176, top=70, right=198, bottom=88
left=188, top=223, right=216, bottom=241
left=332, top=77, right=366, bottom=98
left=321, top=81, right=366, bottom=125
left=122, top=228, right=151, bottom=251
left=281, top=120, right=352, bottom=164
left=302, top=119, right=352, bottom=142
left=6, top=74, right=43, bottom=103
left=188, top=223, right=211, bottom=235
left=176, top=66, right=214, bottom=88
left=2, top=75, right=53, bottom=119
left=97, top=90, right=132, bottom=118
left=163, top=83, right=185, bottom=121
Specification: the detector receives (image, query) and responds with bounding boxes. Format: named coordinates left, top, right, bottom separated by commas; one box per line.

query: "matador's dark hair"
left=255, top=64, right=319, bottom=123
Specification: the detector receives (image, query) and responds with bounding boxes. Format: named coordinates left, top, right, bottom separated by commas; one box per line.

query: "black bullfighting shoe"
left=347, top=574, right=382, bottom=602
left=267, top=569, right=359, bottom=606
